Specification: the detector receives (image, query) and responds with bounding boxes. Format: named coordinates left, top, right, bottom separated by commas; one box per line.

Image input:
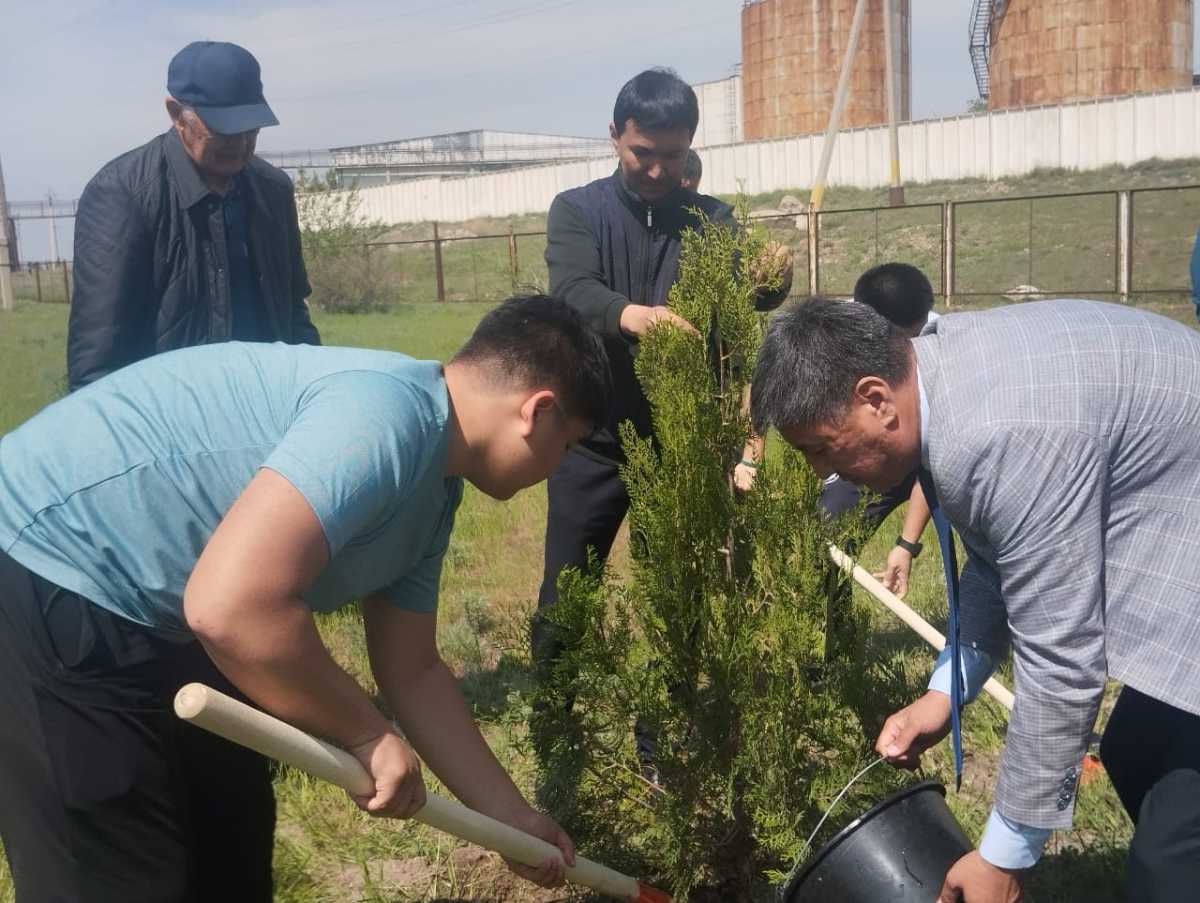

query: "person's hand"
left=619, top=304, right=699, bottom=339
left=875, top=690, right=953, bottom=769
left=500, top=806, right=576, bottom=888
left=347, top=731, right=427, bottom=818
left=939, top=850, right=1024, bottom=902
left=873, top=545, right=914, bottom=597
left=749, top=240, right=793, bottom=291
left=733, top=461, right=758, bottom=493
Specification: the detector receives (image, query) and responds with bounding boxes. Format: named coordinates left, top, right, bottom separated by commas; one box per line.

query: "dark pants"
left=534, top=449, right=684, bottom=760
left=1099, top=685, right=1200, bottom=902
left=0, top=551, right=275, bottom=903
left=533, top=449, right=630, bottom=671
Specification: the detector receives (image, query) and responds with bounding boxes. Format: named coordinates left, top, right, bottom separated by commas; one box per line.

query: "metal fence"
left=9, top=185, right=1197, bottom=321
left=349, top=184, right=1198, bottom=321
left=6, top=261, right=73, bottom=305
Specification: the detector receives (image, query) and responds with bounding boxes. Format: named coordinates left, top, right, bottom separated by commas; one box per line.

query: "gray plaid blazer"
left=913, top=299, right=1200, bottom=828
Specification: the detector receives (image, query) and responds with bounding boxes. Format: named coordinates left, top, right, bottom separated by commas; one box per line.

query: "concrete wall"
left=693, top=74, right=744, bottom=148
left=344, top=86, right=1200, bottom=226
left=989, top=0, right=1193, bottom=110
left=741, top=0, right=911, bottom=140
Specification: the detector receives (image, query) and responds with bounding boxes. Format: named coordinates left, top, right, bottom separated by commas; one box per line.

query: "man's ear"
left=166, top=98, right=185, bottom=128
left=609, top=121, right=620, bottom=148
left=518, top=390, right=557, bottom=438
left=854, top=376, right=898, bottom=425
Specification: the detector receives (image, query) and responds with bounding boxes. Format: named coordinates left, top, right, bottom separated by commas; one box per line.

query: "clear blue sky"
left=1, top=0, right=1196, bottom=258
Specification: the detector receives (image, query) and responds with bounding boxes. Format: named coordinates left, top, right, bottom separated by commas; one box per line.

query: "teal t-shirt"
left=0, top=342, right=463, bottom=639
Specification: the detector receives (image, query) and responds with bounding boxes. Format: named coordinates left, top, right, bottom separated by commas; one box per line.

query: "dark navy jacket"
left=545, top=170, right=788, bottom=463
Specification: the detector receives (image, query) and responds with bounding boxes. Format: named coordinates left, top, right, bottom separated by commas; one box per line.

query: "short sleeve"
left=262, top=371, right=442, bottom=558
left=375, top=478, right=462, bottom=613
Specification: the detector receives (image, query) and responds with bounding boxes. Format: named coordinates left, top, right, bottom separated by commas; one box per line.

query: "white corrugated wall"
left=344, top=87, right=1200, bottom=226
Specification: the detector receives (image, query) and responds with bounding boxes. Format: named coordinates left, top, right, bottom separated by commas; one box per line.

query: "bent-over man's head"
left=751, top=297, right=921, bottom=492
left=854, top=262, right=935, bottom=337
left=165, top=41, right=279, bottom=188
left=610, top=68, right=699, bottom=203
left=445, top=295, right=611, bottom=500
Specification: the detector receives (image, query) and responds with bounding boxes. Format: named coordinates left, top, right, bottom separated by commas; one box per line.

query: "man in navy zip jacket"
left=533, top=68, right=792, bottom=773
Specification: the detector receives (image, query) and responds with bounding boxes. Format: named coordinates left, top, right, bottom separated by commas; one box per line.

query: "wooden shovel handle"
left=173, top=682, right=641, bottom=901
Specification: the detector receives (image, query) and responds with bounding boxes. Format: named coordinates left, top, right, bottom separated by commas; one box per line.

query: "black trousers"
left=0, top=551, right=275, bottom=903
left=1099, top=685, right=1200, bottom=902
left=533, top=450, right=631, bottom=670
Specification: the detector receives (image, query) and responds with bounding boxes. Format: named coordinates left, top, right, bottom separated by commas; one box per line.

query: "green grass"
left=0, top=298, right=1155, bottom=901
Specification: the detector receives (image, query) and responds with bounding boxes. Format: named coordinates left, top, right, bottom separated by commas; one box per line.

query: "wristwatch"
left=895, top=536, right=923, bottom=557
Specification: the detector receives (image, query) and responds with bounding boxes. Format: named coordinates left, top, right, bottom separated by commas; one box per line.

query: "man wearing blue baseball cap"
left=67, top=41, right=320, bottom=391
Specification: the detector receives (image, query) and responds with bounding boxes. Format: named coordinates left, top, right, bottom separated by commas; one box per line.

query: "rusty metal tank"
left=741, top=0, right=912, bottom=141
left=987, top=0, right=1194, bottom=110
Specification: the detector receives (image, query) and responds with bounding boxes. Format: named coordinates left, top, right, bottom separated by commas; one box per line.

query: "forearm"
left=193, top=598, right=391, bottom=749
left=740, top=434, right=764, bottom=463
left=899, top=483, right=930, bottom=543
left=386, top=660, right=529, bottom=820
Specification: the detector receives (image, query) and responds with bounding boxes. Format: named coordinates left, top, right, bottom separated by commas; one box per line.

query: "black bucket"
left=782, top=781, right=972, bottom=903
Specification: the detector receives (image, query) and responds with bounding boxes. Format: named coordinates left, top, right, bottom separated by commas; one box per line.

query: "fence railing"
left=10, top=185, right=1197, bottom=320
left=5, top=260, right=73, bottom=305
left=345, top=185, right=1197, bottom=316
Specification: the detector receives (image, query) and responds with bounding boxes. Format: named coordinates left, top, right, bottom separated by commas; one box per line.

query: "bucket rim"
left=780, top=779, right=947, bottom=903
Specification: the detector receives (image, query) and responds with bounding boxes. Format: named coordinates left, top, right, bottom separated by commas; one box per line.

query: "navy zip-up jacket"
left=546, top=170, right=789, bottom=464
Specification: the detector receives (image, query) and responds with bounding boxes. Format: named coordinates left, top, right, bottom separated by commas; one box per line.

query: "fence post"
left=942, top=200, right=956, bottom=308
left=62, top=261, right=71, bottom=303
left=0, top=155, right=13, bottom=311
left=470, top=241, right=479, bottom=301
left=433, top=221, right=446, bottom=303
left=508, top=224, right=518, bottom=291
left=34, top=265, right=43, bottom=304
left=1117, top=190, right=1132, bottom=303
left=807, top=208, right=820, bottom=296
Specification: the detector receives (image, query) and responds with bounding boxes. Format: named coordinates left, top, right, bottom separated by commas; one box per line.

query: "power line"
left=444, top=0, right=586, bottom=34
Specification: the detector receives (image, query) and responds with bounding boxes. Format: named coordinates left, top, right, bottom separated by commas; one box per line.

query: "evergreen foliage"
left=531, top=205, right=904, bottom=900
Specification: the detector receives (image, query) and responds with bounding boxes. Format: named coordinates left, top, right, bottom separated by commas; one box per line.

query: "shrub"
left=531, top=205, right=902, bottom=900
left=296, top=171, right=392, bottom=314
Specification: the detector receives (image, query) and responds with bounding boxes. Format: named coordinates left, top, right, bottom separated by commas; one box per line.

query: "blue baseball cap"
left=167, top=41, right=279, bottom=135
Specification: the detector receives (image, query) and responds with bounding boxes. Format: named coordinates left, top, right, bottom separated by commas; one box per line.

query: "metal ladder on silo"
left=969, top=0, right=994, bottom=99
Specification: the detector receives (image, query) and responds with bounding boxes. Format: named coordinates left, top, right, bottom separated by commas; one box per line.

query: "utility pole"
left=47, top=191, right=60, bottom=263
left=883, top=0, right=905, bottom=206
left=0, top=155, right=14, bottom=311
left=808, top=0, right=869, bottom=213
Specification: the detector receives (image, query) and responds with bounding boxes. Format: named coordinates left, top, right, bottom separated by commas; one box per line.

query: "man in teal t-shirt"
left=0, top=295, right=609, bottom=903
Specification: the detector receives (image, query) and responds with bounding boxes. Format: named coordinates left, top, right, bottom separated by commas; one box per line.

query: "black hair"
left=612, top=68, right=699, bottom=138
left=452, top=294, right=612, bottom=431
left=751, top=297, right=912, bottom=434
left=683, top=149, right=703, bottom=184
left=853, top=262, right=934, bottom=331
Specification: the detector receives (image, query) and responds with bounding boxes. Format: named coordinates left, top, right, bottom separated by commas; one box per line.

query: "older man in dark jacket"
left=68, top=41, right=319, bottom=390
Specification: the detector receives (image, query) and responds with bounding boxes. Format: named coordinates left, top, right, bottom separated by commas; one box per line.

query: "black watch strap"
left=895, top=536, right=923, bottom=557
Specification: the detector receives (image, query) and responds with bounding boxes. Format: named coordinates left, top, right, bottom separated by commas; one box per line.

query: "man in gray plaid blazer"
left=752, top=297, right=1200, bottom=902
